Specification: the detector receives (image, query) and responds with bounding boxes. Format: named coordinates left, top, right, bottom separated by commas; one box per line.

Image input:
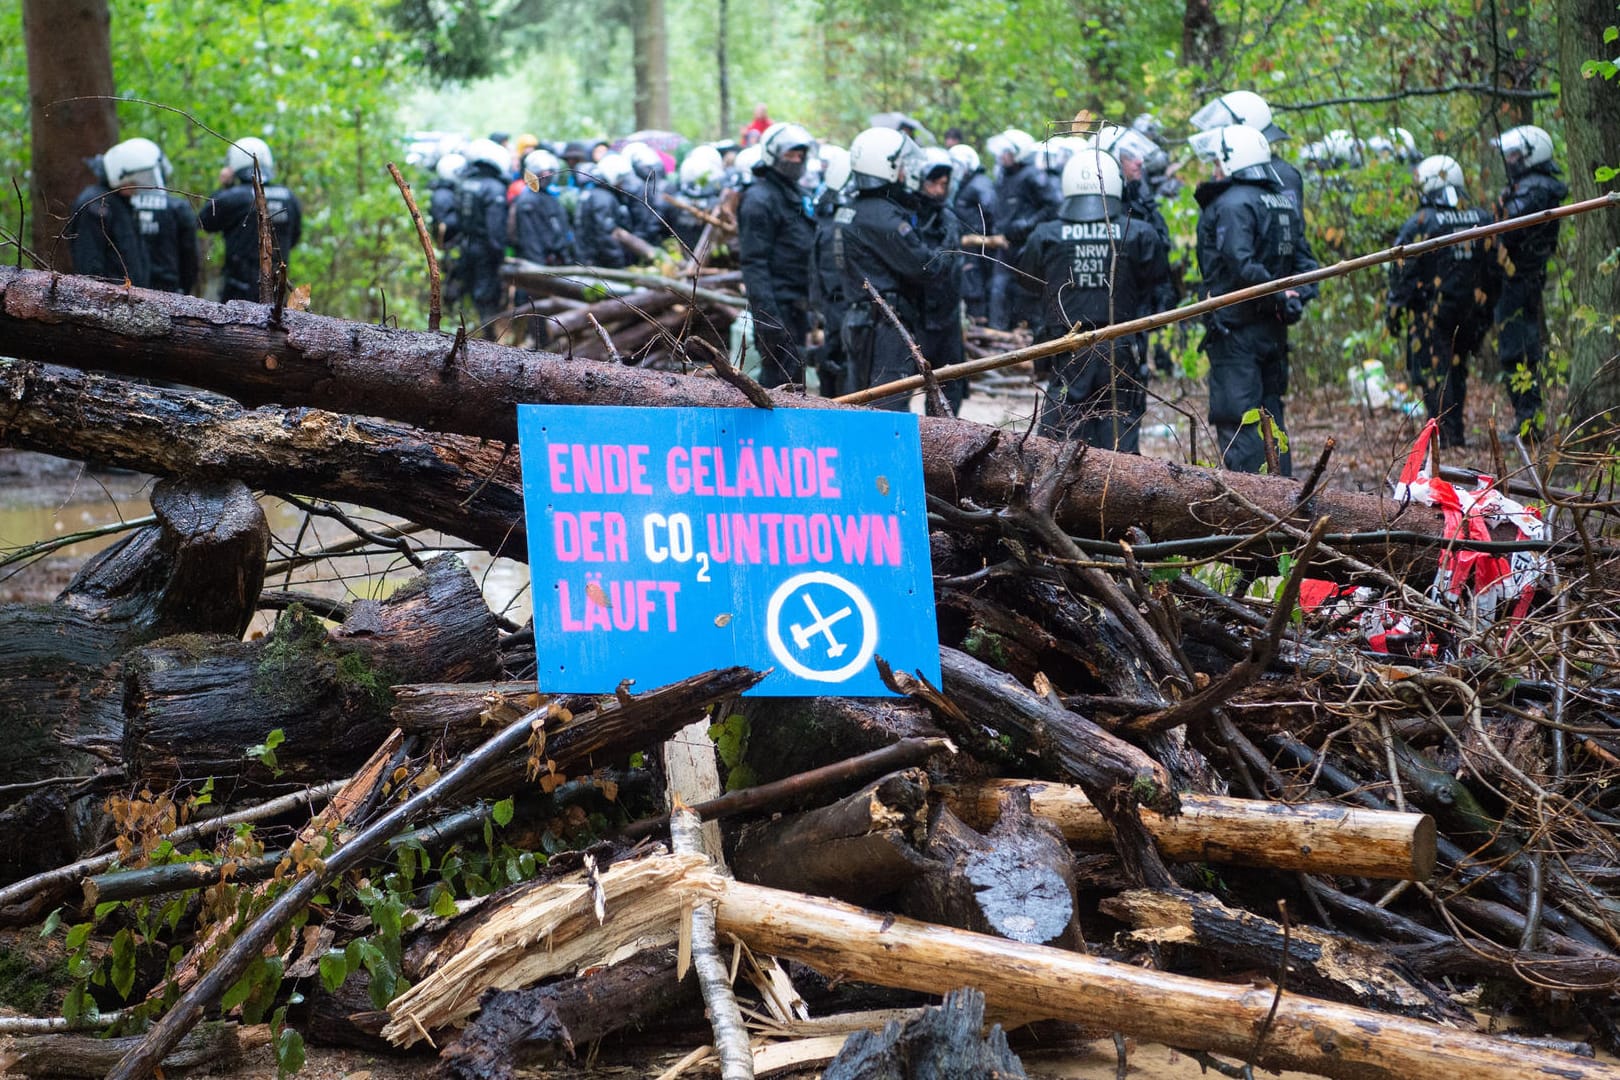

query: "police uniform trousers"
left=1206, top=319, right=1292, bottom=476
left=1037, top=334, right=1145, bottom=452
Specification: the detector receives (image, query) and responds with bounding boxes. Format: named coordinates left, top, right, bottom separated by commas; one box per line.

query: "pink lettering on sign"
left=664, top=444, right=843, bottom=498
left=551, top=511, right=629, bottom=562
left=557, top=578, right=681, bottom=632
left=703, top=513, right=901, bottom=565
left=547, top=443, right=653, bottom=495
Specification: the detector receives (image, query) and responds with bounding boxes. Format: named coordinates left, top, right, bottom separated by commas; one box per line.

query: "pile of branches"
left=1, top=267, right=1620, bottom=1080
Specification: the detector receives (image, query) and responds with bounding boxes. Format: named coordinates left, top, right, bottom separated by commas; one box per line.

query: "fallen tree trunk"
left=0, top=1021, right=268, bottom=1079
left=123, top=553, right=498, bottom=788
left=946, top=779, right=1437, bottom=881
left=710, top=877, right=1620, bottom=1080
left=0, top=268, right=1458, bottom=577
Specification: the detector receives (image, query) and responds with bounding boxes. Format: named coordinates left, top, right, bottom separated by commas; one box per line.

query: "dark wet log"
left=0, top=478, right=267, bottom=879
left=0, top=362, right=529, bottom=561
left=732, top=770, right=937, bottom=905
left=123, top=553, right=498, bottom=788
left=437, top=948, right=696, bottom=1078
left=391, top=682, right=543, bottom=745
left=947, top=779, right=1437, bottom=881
left=1098, top=887, right=1466, bottom=1023
left=900, top=793, right=1076, bottom=948
left=937, top=647, right=1177, bottom=888
left=0, top=1021, right=266, bottom=1078
left=823, top=987, right=1027, bottom=1080
left=739, top=696, right=944, bottom=785
left=0, top=268, right=1462, bottom=581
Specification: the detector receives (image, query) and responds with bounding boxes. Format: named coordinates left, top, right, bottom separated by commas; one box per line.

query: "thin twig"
left=688, top=334, right=773, bottom=409
left=1247, top=900, right=1292, bottom=1063
left=862, top=279, right=948, bottom=417
left=386, top=162, right=442, bottom=331
left=587, top=313, right=624, bottom=363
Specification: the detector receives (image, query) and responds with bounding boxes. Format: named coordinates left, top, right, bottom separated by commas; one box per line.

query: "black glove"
left=1282, top=295, right=1306, bottom=325
left=1385, top=306, right=1402, bottom=335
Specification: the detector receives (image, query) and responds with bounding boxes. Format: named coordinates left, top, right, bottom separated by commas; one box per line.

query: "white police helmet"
left=1061, top=148, right=1123, bottom=199
left=849, top=126, right=924, bottom=190
left=1492, top=125, right=1555, bottom=174
left=104, top=137, right=166, bottom=189
left=226, top=136, right=274, bottom=182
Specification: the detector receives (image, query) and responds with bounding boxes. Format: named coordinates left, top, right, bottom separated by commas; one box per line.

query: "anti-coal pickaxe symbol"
left=790, top=592, right=852, bottom=657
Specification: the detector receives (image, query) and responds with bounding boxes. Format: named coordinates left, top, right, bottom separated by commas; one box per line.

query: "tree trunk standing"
left=1485, top=0, right=1542, bottom=128
left=1180, top=0, right=1224, bottom=69
left=21, top=0, right=118, bottom=270
left=717, top=0, right=731, bottom=140
left=1557, top=0, right=1620, bottom=430
left=631, top=0, right=671, bottom=130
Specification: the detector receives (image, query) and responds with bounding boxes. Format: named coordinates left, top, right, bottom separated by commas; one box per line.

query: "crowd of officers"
left=67, top=93, right=1569, bottom=476
left=69, top=136, right=301, bottom=304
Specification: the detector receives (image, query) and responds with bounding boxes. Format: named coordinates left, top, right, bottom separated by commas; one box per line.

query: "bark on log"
left=0, top=478, right=268, bottom=879
left=0, top=361, right=530, bottom=560
left=731, top=770, right=937, bottom=905
left=391, top=682, right=544, bottom=746
left=899, top=794, right=1076, bottom=947
left=436, top=948, right=697, bottom=1079
left=1098, top=887, right=1465, bottom=1023
left=947, top=779, right=1437, bottom=881
left=0, top=1021, right=267, bottom=1078
left=937, top=646, right=1177, bottom=888
left=0, top=268, right=1458, bottom=578
left=739, top=696, right=944, bottom=785
left=123, top=553, right=498, bottom=787
left=710, top=878, right=1620, bottom=1080
left=822, top=987, right=1027, bottom=1080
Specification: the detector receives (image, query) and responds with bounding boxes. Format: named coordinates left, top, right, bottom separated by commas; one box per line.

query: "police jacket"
left=1497, top=167, right=1567, bottom=285
left=624, top=174, right=671, bottom=246
left=1273, top=158, right=1306, bottom=211
left=1195, top=176, right=1319, bottom=327
left=1017, top=194, right=1167, bottom=335
left=998, top=163, right=1061, bottom=251
left=953, top=168, right=997, bottom=239
left=452, top=164, right=509, bottom=257
left=429, top=179, right=459, bottom=245
left=69, top=184, right=151, bottom=288
left=738, top=169, right=815, bottom=321
left=573, top=183, right=628, bottom=269
left=832, top=186, right=936, bottom=323
left=810, top=187, right=847, bottom=319
left=198, top=179, right=302, bottom=298
left=510, top=186, right=574, bottom=266
left=1387, top=199, right=1493, bottom=313
left=130, top=189, right=199, bottom=294
left=916, top=194, right=964, bottom=330
left=1123, top=178, right=1175, bottom=313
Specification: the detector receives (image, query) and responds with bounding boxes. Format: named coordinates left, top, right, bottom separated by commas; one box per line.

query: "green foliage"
left=708, top=711, right=757, bottom=790
left=246, top=727, right=287, bottom=773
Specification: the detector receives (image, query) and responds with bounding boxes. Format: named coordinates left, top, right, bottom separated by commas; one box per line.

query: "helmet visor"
left=1189, top=99, right=1236, bottom=132
left=1188, top=128, right=1227, bottom=163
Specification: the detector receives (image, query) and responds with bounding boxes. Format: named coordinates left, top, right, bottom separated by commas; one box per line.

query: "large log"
left=0, top=268, right=1455, bottom=575
left=710, top=877, right=1620, bottom=1080
left=947, top=779, right=1437, bottom=881
left=0, top=478, right=268, bottom=880
left=123, top=553, right=499, bottom=787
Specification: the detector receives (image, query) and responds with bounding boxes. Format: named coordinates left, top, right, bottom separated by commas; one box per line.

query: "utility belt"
left=848, top=291, right=919, bottom=327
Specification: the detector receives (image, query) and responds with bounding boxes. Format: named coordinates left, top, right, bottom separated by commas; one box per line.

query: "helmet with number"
left=225, top=136, right=274, bottom=182
left=463, top=137, right=510, bottom=176
left=436, top=152, right=467, bottom=182
left=621, top=140, right=665, bottom=181
left=1190, top=124, right=1273, bottom=182
left=104, top=137, right=166, bottom=189
left=985, top=128, right=1036, bottom=166
left=678, top=144, right=726, bottom=192
left=947, top=143, right=981, bottom=176
left=849, top=126, right=925, bottom=191
left=1415, top=154, right=1466, bottom=205
left=522, top=148, right=560, bottom=185
left=758, top=121, right=816, bottom=182
left=1061, top=148, right=1123, bottom=200
left=819, top=144, right=852, bottom=192
left=1492, top=125, right=1555, bottom=177
left=1191, top=90, right=1287, bottom=143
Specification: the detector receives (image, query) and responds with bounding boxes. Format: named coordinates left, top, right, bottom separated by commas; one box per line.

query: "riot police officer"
left=1192, top=125, right=1319, bottom=474
left=916, top=147, right=968, bottom=413
left=69, top=139, right=156, bottom=288
left=445, top=138, right=513, bottom=328
left=511, top=148, right=575, bottom=267
left=1386, top=155, right=1494, bottom=448
left=737, top=121, right=818, bottom=387
left=198, top=137, right=301, bottom=302
left=1018, top=149, right=1169, bottom=450
left=1191, top=91, right=1305, bottom=211
left=949, top=143, right=997, bottom=323
left=985, top=128, right=1038, bottom=330
left=1491, top=124, right=1567, bottom=438
left=809, top=145, right=852, bottom=395
left=832, top=127, right=935, bottom=410
left=117, top=140, right=198, bottom=295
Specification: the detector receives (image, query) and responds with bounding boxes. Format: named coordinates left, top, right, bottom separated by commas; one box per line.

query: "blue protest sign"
left=518, top=405, right=938, bottom=697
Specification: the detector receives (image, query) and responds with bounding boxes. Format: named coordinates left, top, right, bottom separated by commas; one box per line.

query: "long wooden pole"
left=837, top=192, right=1620, bottom=405
left=712, top=879, right=1620, bottom=1080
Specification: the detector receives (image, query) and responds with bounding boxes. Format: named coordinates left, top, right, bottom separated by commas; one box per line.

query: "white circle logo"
left=765, top=572, right=879, bottom=683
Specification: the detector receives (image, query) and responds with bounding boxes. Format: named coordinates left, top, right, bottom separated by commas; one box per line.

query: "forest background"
left=3, top=0, right=1618, bottom=423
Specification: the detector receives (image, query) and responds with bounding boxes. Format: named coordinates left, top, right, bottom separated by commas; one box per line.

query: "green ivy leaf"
left=65, top=922, right=94, bottom=950
left=431, top=887, right=459, bottom=918
left=1596, top=166, right=1619, bottom=183
left=319, top=951, right=349, bottom=994
left=1604, top=25, right=1618, bottom=44
left=39, top=908, right=61, bottom=938
left=275, top=1024, right=306, bottom=1078
left=491, top=797, right=515, bottom=827
left=110, top=928, right=137, bottom=1000
left=1240, top=407, right=1263, bottom=426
